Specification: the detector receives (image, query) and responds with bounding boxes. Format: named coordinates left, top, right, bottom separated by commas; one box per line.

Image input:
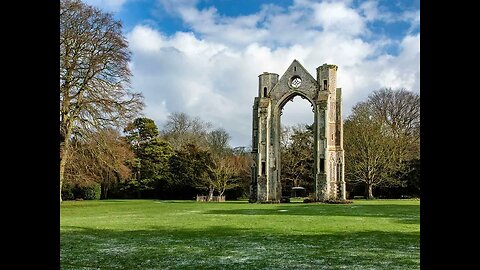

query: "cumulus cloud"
left=312, top=1, right=366, bottom=36
left=124, top=0, right=419, bottom=146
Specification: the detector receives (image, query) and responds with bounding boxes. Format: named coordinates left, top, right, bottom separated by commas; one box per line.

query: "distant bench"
left=196, top=195, right=225, bottom=202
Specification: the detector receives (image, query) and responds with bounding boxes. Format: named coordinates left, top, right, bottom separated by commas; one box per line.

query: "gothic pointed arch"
left=250, top=60, right=346, bottom=202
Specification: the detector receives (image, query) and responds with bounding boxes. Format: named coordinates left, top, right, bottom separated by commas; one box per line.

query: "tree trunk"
left=365, top=184, right=374, bottom=199
left=208, top=188, right=214, bottom=201
left=101, top=183, right=108, bottom=199
left=60, top=115, right=73, bottom=203
left=59, top=143, right=69, bottom=203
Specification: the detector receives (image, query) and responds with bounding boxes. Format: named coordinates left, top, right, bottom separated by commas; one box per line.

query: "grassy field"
left=60, top=199, right=420, bottom=269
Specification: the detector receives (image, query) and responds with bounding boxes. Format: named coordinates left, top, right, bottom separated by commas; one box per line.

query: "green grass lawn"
left=60, top=199, right=420, bottom=269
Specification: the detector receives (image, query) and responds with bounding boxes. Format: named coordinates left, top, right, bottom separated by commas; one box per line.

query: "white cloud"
left=127, top=0, right=419, bottom=146
left=281, top=96, right=315, bottom=128
left=128, top=25, right=166, bottom=52
left=158, top=0, right=198, bottom=14
left=404, top=10, right=420, bottom=34
left=359, top=0, right=396, bottom=23
left=82, top=0, right=128, bottom=12
left=312, top=1, right=366, bottom=36
left=359, top=0, right=380, bottom=21
left=374, top=34, right=420, bottom=90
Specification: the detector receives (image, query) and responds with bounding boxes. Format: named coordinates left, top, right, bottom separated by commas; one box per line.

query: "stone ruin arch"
left=250, top=60, right=346, bottom=203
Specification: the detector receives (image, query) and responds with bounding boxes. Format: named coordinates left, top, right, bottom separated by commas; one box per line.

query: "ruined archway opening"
left=279, top=95, right=314, bottom=201
left=250, top=60, right=345, bottom=203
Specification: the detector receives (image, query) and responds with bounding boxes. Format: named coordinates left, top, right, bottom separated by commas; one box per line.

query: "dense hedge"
left=62, top=183, right=101, bottom=200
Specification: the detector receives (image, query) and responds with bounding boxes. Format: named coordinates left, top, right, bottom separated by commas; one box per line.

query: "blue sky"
left=82, top=0, right=420, bottom=147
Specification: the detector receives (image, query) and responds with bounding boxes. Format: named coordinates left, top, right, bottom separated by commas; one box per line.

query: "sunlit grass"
left=61, top=199, right=420, bottom=269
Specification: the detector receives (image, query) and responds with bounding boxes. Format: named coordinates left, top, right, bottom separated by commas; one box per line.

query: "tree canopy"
left=60, top=0, right=143, bottom=202
left=344, top=88, right=420, bottom=199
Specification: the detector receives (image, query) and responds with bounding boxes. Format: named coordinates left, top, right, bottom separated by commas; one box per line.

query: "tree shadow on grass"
left=152, top=200, right=196, bottom=203
left=202, top=204, right=419, bottom=225
left=98, top=200, right=133, bottom=203
left=61, top=225, right=419, bottom=270
left=151, top=200, right=254, bottom=205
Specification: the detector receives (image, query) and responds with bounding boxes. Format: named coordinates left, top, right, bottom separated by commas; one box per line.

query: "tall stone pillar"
left=317, top=64, right=340, bottom=201
left=257, top=105, right=268, bottom=202
left=336, top=88, right=346, bottom=200
left=253, top=72, right=279, bottom=203
left=250, top=97, right=259, bottom=203
left=314, top=98, right=328, bottom=201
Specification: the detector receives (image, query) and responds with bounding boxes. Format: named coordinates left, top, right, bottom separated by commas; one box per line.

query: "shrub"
left=61, top=183, right=102, bottom=200
left=61, top=184, right=75, bottom=201
left=303, top=194, right=319, bottom=203
left=303, top=197, right=353, bottom=204
left=324, top=199, right=353, bottom=204
left=82, top=183, right=101, bottom=200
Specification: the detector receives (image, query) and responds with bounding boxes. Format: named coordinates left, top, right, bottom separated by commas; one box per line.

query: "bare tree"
left=344, top=88, right=420, bottom=199
left=280, top=125, right=293, bottom=149
left=369, top=88, right=420, bottom=139
left=206, top=128, right=231, bottom=157
left=60, top=0, right=143, bottom=202
left=205, top=156, right=241, bottom=200
left=369, top=88, right=420, bottom=160
left=162, top=112, right=212, bottom=151
left=232, top=147, right=254, bottom=198
left=344, top=104, right=400, bottom=198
